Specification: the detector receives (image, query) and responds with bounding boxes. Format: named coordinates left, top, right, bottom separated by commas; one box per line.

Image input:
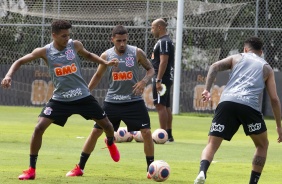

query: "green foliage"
left=0, top=106, right=281, bottom=184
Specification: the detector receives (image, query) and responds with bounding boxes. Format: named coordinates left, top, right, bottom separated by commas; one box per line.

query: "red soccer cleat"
left=105, top=138, right=120, bottom=162
left=18, top=167, right=36, bottom=180
left=66, top=164, right=84, bottom=177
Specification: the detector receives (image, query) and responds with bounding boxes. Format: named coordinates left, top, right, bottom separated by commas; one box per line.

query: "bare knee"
left=141, top=129, right=152, bottom=139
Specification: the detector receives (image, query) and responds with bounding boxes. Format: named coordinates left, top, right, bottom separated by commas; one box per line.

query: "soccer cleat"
left=66, top=164, right=84, bottom=177
left=147, top=172, right=151, bottom=179
left=194, top=171, right=206, bottom=184
left=105, top=139, right=120, bottom=162
left=167, top=136, right=174, bottom=142
left=18, top=167, right=36, bottom=180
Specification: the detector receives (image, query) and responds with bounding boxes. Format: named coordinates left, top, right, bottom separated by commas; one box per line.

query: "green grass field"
left=0, top=106, right=281, bottom=184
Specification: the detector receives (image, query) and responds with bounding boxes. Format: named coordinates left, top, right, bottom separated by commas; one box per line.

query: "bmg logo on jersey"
left=54, top=63, right=77, bottom=76
left=248, top=123, right=261, bottom=132
left=112, top=71, right=133, bottom=81
left=210, top=122, right=225, bottom=132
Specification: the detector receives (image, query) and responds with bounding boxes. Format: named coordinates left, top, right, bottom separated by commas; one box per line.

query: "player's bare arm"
left=264, top=64, right=282, bottom=142
left=205, top=56, right=233, bottom=92
left=73, top=40, right=118, bottom=66
left=132, top=48, right=155, bottom=95
left=1, top=47, right=46, bottom=89
left=88, top=52, right=108, bottom=91
left=137, top=48, right=155, bottom=83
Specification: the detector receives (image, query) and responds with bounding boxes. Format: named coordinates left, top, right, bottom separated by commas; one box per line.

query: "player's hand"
left=156, top=82, right=162, bottom=93
left=202, top=89, right=211, bottom=102
left=107, top=58, right=119, bottom=67
left=132, top=80, right=146, bottom=96
left=1, top=76, right=12, bottom=89
left=276, top=127, right=282, bottom=143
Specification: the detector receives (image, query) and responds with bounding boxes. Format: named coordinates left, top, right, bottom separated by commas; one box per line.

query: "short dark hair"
left=51, top=20, right=72, bottom=34
left=244, top=36, right=263, bottom=51
left=112, top=25, right=128, bottom=37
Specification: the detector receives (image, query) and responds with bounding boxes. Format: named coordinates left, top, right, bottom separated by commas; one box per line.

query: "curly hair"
left=51, top=20, right=72, bottom=34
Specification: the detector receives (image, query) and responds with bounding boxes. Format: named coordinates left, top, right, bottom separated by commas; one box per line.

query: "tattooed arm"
left=132, top=48, right=155, bottom=95
left=137, top=48, right=155, bottom=83
left=205, top=56, right=234, bottom=91
left=202, top=55, right=237, bottom=102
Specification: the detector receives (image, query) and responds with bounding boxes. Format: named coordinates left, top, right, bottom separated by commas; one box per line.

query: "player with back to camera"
left=150, top=18, right=175, bottom=142
left=194, top=36, right=282, bottom=184
left=1, top=20, right=120, bottom=180
left=66, top=25, right=155, bottom=179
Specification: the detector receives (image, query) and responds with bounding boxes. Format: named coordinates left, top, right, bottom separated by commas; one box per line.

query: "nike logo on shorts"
left=142, top=124, right=148, bottom=126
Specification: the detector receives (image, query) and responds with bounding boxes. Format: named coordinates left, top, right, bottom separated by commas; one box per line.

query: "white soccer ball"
left=114, top=131, right=122, bottom=143
left=132, top=131, right=144, bottom=142
left=148, top=160, right=170, bottom=182
left=152, top=129, right=168, bottom=144
left=115, top=127, right=134, bottom=142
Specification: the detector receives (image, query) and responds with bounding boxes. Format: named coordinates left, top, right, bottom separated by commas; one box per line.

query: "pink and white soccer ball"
left=114, top=131, right=122, bottom=143
left=123, top=129, right=133, bottom=142
left=132, top=131, right=144, bottom=142
left=152, top=128, right=168, bottom=144
left=116, top=127, right=133, bottom=142
left=148, top=160, right=170, bottom=182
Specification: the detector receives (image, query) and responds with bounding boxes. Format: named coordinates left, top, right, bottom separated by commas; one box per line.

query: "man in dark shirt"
left=150, top=18, right=175, bottom=142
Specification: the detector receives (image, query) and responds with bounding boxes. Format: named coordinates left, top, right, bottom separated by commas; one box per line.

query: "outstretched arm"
left=132, top=48, right=155, bottom=95
left=73, top=40, right=118, bottom=66
left=1, top=47, right=46, bottom=89
left=88, top=52, right=108, bottom=91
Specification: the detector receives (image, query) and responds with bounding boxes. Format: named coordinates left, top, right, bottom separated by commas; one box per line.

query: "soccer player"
left=150, top=18, right=175, bottom=142
left=1, top=20, right=120, bottom=180
left=66, top=25, right=155, bottom=178
left=194, top=36, right=282, bottom=184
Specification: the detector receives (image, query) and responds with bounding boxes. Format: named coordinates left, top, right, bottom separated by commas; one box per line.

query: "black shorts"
left=39, top=95, right=106, bottom=127
left=209, top=101, right=267, bottom=141
left=94, top=100, right=150, bottom=132
left=152, top=79, right=172, bottom=107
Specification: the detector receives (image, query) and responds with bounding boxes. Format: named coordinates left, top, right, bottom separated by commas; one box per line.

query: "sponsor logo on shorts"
left=43, top=107, right=53, bottom=115
left=248, top=123, right=261, bottom=132
left=210, top=122, right=225, bottom=132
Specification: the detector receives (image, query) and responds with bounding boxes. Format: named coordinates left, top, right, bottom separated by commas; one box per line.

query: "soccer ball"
left=116, top=127, right=133, bottom=142
left=132, top=131, right=144, bottom=142
left=116, top=127, right=128, bottom=142
left=114, top=131, right=122, bottom=143
left=152, top=129, right=168, bottom=144
left=124, top=129, right=133, bottom=142
left=148, top=160, right=170, bottom=182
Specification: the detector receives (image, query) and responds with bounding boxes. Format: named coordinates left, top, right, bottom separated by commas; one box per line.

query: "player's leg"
left=140, top=128, right=154, bottom=170
left=165, top=83, right=174, bottom=141
left=248, top=132, right=268, bottom=184
left=18, top=117, right=53, bottom=180
left=166, top=107, right=174, bottom=142
left=194, top=135, right=223, bottom=184
left=121, top=100, right=154, bottom=178
left=66, top=127, right=103, bottom=177
left=155, top=104, right=168, bottom=129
